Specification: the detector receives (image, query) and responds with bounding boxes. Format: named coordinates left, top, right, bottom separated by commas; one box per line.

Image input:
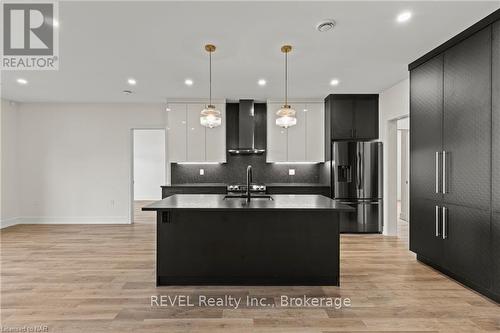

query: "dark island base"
left=156, top=210, right=340, bottom=286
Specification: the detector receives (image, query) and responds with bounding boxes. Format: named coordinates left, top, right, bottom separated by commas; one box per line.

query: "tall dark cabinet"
left=409, top=10, right=500, bottom=302
left=492, top=20, right=500, bottom=296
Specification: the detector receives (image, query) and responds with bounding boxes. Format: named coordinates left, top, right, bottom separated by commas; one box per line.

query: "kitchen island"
left=143, top=194, right=353, bottom=286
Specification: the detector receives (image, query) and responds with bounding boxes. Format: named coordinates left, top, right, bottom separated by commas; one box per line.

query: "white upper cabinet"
left=186, top=104, right=206, bottom=162
left=266, top=101, right=324, bottom=163
left=287, top=103, right=307, bottom=162
left=305, top=103, right=325, bottom=162
left=166, top=102, right=226, bottom=163
left=205, top=103, right=226, bottom=162
left=266, top=103, right=288, bottom=162
left=166, top=103, right=187, bottom=162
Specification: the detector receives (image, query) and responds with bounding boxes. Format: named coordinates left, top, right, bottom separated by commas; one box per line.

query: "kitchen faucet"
left=246, top=165, right=252, bottom=202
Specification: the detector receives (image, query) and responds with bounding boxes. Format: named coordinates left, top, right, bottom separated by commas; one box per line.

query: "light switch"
left=289, top=169, right=295, bottom=176
left=200, top=169, right=205, bottom=176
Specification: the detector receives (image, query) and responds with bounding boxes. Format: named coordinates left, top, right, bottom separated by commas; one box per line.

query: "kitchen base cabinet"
left=409, top=199, right=443, bottom=265
left=441, top=205, right=491, bottom=289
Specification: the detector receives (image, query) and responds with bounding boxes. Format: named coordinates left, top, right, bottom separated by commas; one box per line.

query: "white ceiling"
left=1, top=1, right=499, bottom=103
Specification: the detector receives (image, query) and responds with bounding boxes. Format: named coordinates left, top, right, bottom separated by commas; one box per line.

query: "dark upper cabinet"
left=493, top=21, right=500, bottom=213
left=442, top=204, right=491, bottom=289
left=353, top=96, right=379, bottom=140
left=325, top=94, right=379, bottom=141
left=443, top=27, right=492, bottom=210
left=409, top=55, right=444, bottom=202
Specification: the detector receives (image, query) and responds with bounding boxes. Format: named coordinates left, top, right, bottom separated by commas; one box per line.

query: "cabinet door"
left=443, top=27, right=492, bottom=210
left=186, top=104, right=206, bottom=162
left=331, top=97, right=354, bottom=140
left=266, top=103, right=288, bottom=162
left=493, top=21, right=500, bottom=213
left=305, top=103, right=325, bottom=162
left=493, top=212, right=500, bottom=295
left=442, top=204, right=491, bottom=289
left=287, top=103, right=306, bottom=161
left=410, top=55, right=444, bottom=202
left=353, top=96, right=378, bottom=140
left=205, top=103, right=226, bottom=162
left=409, top=198, right=443, bottom=265
left=167, top=103, right=187, bottom=162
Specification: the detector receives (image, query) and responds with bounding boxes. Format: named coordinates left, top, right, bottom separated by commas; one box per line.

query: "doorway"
left=397, top=117, right=409, bottom=237
left=130, top=129, right=166, bottom=223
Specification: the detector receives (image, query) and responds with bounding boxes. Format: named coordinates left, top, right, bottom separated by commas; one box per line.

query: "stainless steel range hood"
left=228, top=99, right=265, bottom=155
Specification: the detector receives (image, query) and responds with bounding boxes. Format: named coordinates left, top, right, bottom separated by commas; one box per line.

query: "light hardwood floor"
left=1, top=201, right=499, bottom=332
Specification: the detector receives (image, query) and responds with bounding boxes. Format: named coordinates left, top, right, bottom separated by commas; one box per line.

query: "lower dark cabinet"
left=410, top=198, right=443, bottom=265
left=442, top=204, right=491, bottom=289
left=493, top=212, right=500, bottom=296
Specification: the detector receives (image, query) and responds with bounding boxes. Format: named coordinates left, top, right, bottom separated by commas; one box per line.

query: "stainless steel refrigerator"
left=331, top=142, right=383, bottom=233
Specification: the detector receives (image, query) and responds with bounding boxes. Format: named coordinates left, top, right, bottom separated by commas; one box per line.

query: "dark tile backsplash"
left=171, top=154, right=323, bottom=184
left=171, top=102, right=329, bottom=185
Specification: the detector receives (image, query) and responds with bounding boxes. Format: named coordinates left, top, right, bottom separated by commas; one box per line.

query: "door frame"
left=129, top=127, right=167, bottom=224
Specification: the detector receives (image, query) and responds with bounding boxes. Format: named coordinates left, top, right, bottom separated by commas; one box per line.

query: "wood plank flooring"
left=0, top=201, right=498, bottom=332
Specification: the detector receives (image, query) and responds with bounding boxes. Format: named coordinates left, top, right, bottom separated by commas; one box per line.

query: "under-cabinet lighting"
left=176, top=162, right=221, bottom=165
left=273, top=162, right=320, bottom=165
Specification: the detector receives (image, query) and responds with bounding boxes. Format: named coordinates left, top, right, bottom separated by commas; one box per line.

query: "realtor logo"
left=1, top=1, right=59, bottom=70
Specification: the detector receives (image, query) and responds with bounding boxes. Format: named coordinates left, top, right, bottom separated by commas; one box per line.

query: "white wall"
left=1, top=99, right=20, bottom=228
left=11, top=103, right=165, bottom=225
left=133, top=129, right=166, bottom=201
left=379, top=78, right=410, bottom=236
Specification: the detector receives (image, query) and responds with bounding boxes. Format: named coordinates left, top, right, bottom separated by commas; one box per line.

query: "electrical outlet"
left=200, top=169, right=205, bottom=176
left=289, top=169, right=295, bottom=176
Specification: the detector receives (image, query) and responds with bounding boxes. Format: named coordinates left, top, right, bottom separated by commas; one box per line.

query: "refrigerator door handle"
left=356, top=152, right=362, bottom=190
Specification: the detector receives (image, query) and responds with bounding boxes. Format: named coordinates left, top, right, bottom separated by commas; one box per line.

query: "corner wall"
left=379, top=78, right=410, bottom=236
left=1, top=99, right=19, bottom=228
left=5, top=102, right=165, bottom=227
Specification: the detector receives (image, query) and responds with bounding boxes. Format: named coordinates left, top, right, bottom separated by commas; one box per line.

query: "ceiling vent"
left=316, top=19, right=336, bottom=32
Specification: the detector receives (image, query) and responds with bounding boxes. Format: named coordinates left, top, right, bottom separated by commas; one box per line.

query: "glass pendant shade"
left=200, top=104, right=222, bottom=128
left=276, top=104, right=297, bottom=128
left=201, top=44, right=221, bottom=128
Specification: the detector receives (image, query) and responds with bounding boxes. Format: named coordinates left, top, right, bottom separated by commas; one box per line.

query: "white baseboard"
left=0, top=217, right=20, bottom=229
left=1, top=216, right=130, bottom=228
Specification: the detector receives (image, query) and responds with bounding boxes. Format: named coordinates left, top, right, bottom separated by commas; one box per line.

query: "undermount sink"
left=223, top=195, right=274, bottom=201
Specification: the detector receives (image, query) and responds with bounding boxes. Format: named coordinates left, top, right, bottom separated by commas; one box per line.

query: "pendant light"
left=276, top=45, right=297, bottom=128
left=200, top=44, right=222, bottom=128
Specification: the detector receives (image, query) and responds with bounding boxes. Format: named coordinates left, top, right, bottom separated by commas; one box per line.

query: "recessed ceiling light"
left=185, top=79, right=193, bottom=86
left=330, top=79, right=340, bottom=86
left=397, top=11, right=412, bottom=23
left=127, top=78, right=137, bottom=86
left=17, top=78, right=28, bottom=85
left=258, top=79, right=267, bottom=86
left=316, top=19, right=336, bottom=32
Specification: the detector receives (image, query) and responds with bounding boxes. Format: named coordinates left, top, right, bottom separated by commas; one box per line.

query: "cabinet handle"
left=435, top=205, right=440, bottom=237
left=442, top=206, right=447, bottom=239
left=442, top=150, right=447, bottom=194
left=435, top=152, right=440, bottom=193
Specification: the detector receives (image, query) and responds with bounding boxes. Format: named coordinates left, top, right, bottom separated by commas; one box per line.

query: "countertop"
left=142, top=194, right=353, bottom=211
